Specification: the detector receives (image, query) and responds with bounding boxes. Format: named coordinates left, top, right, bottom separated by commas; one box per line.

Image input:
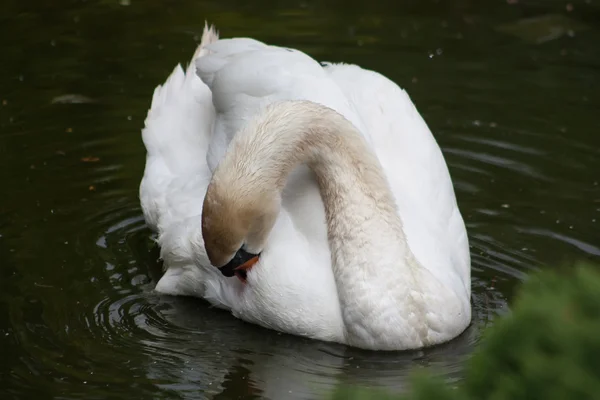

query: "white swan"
left=140, top=25, right=471, bottom=350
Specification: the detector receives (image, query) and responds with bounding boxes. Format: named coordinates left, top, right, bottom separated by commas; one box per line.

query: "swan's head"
left=201, top=180, right=280, bottom=281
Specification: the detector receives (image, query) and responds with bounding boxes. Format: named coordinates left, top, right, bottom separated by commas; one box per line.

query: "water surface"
left=1, top=0, right=599, bottom=398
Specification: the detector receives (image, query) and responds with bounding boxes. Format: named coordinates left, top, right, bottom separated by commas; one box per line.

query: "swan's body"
left=140, top=25, right=471, bottom=350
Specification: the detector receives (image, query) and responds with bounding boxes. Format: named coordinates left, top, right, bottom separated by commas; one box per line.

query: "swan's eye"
left=218, top=247, right=260, bottom=283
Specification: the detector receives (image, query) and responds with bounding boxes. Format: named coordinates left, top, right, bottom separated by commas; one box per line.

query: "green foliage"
left=330, top=263, right=600, bottom=400
left=463, top=263, right=600, bottom=400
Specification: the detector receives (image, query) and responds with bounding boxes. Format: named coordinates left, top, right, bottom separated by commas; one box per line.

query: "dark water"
left=1, top=0, right=599, bottom=398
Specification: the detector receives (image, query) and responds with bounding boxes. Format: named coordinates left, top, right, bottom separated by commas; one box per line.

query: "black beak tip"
left=218, top=247, right=259, bottom=278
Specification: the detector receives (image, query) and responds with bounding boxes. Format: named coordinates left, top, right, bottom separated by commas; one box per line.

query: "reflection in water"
left=1, top=0, right=599, bottom=398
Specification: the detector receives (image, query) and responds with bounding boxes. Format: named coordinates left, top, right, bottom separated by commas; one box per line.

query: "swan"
left=140, top=24, right=471, bottom=350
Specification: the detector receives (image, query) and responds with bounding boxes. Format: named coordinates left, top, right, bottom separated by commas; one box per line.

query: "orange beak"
left=234, top=256, right=259, bottom=284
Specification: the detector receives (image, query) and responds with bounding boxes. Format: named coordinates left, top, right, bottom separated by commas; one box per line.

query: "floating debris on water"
left=51, top=94, right=96, bottom=104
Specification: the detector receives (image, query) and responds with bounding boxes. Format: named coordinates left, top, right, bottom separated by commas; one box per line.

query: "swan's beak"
left=233, top=256, right=259, bottom=284
left=218, top=248, right=260, bottom=284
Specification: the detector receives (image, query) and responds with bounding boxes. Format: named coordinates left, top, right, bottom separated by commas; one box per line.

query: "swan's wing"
left=139, top=26, right=242, bottom=309
left=195, top=39, right=368, bottom=171
left=140, top=34, right=216, bottom=231
left=324, top=63, right=471, bottom=298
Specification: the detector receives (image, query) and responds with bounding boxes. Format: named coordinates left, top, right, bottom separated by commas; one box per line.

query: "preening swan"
left=140, top=24, right=471, bottom=350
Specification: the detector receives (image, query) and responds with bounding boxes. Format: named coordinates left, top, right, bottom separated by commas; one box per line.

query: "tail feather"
left=190, top=22, right=219, bottom=66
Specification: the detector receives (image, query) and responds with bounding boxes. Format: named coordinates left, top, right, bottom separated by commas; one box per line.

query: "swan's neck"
left=215, top=101, right=429, bottom=349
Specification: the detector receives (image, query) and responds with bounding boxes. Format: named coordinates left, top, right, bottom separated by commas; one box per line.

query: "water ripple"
left=515, top=227, right=600, bottom=257
left=445, top=147, right=550, bottom=181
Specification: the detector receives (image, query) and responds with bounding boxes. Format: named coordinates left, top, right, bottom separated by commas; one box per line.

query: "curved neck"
left=214, top=101, right=401, bottom=226
left=213, top=100, right=421, bottom=347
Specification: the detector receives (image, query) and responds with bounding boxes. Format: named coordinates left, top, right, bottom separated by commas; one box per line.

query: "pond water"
left=1, top=0, right=599, bottom=398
